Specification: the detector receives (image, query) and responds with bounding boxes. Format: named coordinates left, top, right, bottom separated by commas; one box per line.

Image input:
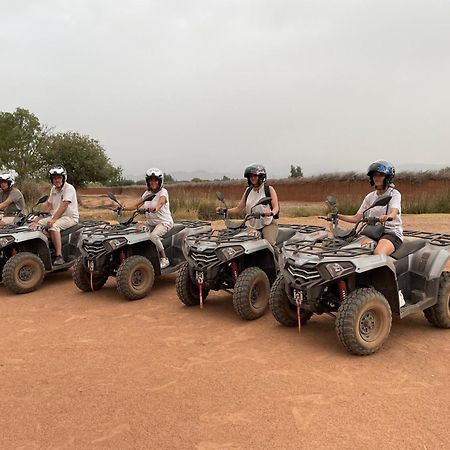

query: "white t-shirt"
left=245, top=184, right=273, bottom=230
left=48, top=182, right=79, bottom=222
left=357, top=188, right=403, bottom=239
left=142, top=188, right=173, bottom=227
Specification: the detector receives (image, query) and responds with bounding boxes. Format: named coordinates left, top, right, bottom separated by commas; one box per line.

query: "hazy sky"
left=1, top=0, right=449, bottom=179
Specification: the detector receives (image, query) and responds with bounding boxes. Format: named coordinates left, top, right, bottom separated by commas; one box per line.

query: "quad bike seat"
left=275, top=229, right=297, bottom=247
left=391, top=238, right=427, bottom=260
left=60, top=223, right=83, bottom=237
left=162, top=223, right=185, bottom=240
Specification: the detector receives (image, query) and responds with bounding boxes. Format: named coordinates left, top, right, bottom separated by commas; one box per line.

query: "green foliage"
left=0, top=108, right=47, bottom=180
left=289, top=165, right=303, bottom=178
left=42, top=132, right=122, bottom=188
left=164, top=173, right=175, bottom=184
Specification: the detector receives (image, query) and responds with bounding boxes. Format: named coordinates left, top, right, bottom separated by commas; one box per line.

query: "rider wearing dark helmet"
left=124, top=168, right=174, bottom=269
left=37, top=165, right=79, bottom=265
left=338, top=160, right=403, bottom=256
left=220, top=163, right=280, bottom=246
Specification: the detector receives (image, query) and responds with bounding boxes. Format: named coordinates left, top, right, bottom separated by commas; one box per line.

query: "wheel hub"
left=359, top=310, right=377, bottom=341
left=18, top=265, right=33, bottom=282
left=131, top=269, right=144, bottom=287
left=250, top=285, right=260, bottom=306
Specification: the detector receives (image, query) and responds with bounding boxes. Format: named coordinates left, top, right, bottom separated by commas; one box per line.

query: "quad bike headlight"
left=105, top=237, right=127, bottom=251
left=0, top=235, right=15, bottom=248
left=216, top=245, right=244, bottom=261
left=324, top=262, right=354, bottom=278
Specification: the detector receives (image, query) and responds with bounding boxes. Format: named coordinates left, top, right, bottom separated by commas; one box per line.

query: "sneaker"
left=53, top=255, right=65, bottom=266
left=160, top=257, right=170, bottom=269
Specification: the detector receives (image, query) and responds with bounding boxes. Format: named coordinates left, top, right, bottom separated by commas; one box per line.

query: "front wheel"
left=424, top=272, right=450, bottom=328
left=72, top=256, right=109, bottom=292
left=176, top=262, right=209, bottom=306
left=2, top=252, right=45, bottom=294
left=336, top=287, right=392, bottom=356
left=233, top=267, right=270, bottom=320
left=269, top=274, right=313, bottom=327
left=116, top=255, right=155, bottom=300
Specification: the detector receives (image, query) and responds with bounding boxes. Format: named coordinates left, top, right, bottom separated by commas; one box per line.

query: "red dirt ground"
left=0, top=216, right=449, bottom=449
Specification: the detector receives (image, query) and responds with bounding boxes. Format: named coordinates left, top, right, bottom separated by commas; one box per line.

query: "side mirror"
left=107, top=192, right=118, bottom=202
left=325, top=195, right=337, bottom=207
left=37, top=195, right=49, bottom=204
left=142, top=194, right=156, bottom=203
left=216, top=192, right=225, bottom=202
left=370, top=195, right=392, bottom=208
left=255, top=196, right=271, bottom=207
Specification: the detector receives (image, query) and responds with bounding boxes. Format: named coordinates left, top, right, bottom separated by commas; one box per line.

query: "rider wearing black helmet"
left=37, top=165, right=79, bottom=265
left=124, top=168, right=174, bottom=269
left=220, top=163, right=280, bottom=246
left=338, top=160, right=403, bottom=256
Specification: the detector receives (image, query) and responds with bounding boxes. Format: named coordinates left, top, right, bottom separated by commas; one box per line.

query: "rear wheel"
left=3, top=252, right=45, bottom=294
left=424, top=272, right=450, bottom=328
left=269, top=274, right=313, bottom=326
left=336, top=287, right=392, bottom=356
left=72, top=256, right=108, bottom=292
left=176, top=262, right=209, bottom=306
left=233, top=267, right=270, bottom=320
left=116, top=255, right=155, bottom=300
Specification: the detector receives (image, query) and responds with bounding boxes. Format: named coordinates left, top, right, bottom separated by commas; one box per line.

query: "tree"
left=164, top=173, right=175, bottom=184
left=289, top=165, right=303, bottom=178
left=0, top=108, right=47, bottom=180
left=42, top=132, right=122, bottom=187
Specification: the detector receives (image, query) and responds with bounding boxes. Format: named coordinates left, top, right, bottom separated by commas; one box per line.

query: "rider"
left=0, top=172, right=26, bottom=225
left=337, top=160, right=403, bottom=256
left=221, top=164, right=280, bottom=246
left=125, top=168, right=173, bottom=269
left=38, top=165, right=79, bottom=265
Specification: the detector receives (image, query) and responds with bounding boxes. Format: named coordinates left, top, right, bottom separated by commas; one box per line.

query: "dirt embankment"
left=80, top=178, right=450, bottom=202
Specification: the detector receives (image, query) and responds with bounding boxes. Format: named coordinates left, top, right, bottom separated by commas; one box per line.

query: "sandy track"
left=0, top=216, right=449, bottom=449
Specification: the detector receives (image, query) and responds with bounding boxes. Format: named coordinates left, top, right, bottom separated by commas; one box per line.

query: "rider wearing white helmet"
left=37, top=165, right=79, bottom=265
left=125, top=168, right=174, bottom=269
left=338, top=160, right=403, bottom=256
left=0, top=172, right=26, bottom=225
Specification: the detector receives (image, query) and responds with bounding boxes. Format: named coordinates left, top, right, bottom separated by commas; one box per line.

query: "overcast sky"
left=1, top=0, right=449, bottom=179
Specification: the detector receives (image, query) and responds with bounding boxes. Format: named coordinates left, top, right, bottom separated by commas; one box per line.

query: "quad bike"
left=0, top=195, right=49, bottom=228
left=269, top=194, right=450, bottom=356
left=176, top=191, right=327, bottom=320
left=72, top=192, right=211, bottom=300
left=0, top=196, right=105, bottom=294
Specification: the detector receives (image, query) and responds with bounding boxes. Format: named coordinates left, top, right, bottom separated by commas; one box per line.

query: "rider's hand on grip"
left=216, top=207, right=227, bottom=216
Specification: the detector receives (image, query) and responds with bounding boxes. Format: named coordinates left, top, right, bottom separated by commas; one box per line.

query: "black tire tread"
left=2, top=252, right=45, bottom=294
left=233, top=267, right=270, bottom=320
left=424, top=271, right=450, bottom=328
left=336, top=287, right=392, bottom=356
left=72, top=256, right=108, bottom=292
left=176, top=262, right=209, bottom=306
left=116, top=255, right=155, bottom=300
left=269, top=274, right=313, bottom=327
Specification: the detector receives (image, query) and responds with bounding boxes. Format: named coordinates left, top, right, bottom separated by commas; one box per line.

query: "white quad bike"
left=72, top=192, right=211, bottom=300
left=0, top=195, right=105, bottom=294
left=269, top=194, right=450, bottom=355
left=176, top=191, right=327, bottom=320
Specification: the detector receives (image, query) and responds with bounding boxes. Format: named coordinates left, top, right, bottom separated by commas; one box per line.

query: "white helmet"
left=145, top=168, right=164, bottom=190
left=48, top=165, right=67, bottom=185
left=0, top=172, right=15, bottom=188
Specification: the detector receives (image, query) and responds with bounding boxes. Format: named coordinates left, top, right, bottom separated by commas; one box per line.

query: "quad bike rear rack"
left=403, top=230, right=450, bottom=247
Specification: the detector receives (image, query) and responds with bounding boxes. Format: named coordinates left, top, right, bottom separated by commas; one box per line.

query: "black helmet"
left=48, top=165, right=67, bottom=185
left=244, top=164, right=267, bottom=187
left=367, top=160, right=395, bottom=188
